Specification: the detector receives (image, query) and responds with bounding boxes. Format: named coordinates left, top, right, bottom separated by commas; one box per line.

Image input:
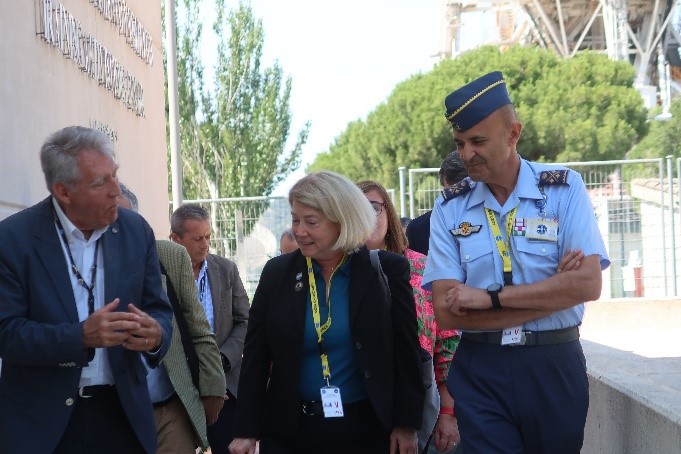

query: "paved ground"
left=581, top=298, right=681, bottom=423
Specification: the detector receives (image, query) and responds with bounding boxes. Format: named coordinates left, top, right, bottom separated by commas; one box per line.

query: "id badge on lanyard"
left=321, top=386, right=344, bottom=417
left=306, top=256, right=345, bottom=418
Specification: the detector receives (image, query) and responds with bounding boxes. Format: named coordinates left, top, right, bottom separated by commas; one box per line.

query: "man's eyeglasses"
left=369, top=201, right=386, bottom=215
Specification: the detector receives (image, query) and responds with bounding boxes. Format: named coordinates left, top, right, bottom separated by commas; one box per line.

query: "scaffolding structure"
left=439, top=0, right=681, bottom=108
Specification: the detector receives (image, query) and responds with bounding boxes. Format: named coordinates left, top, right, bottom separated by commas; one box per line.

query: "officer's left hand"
left=557, top=248, right=584, bottom=273
left=445, top=282, right=490, bottom=314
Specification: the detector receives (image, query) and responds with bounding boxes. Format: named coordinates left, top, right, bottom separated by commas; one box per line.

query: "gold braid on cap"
left=446, top=79, right=506, bottom=121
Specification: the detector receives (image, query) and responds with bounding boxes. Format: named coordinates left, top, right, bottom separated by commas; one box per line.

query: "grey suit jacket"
left=156, top=240, right=226, bottom=449
left=206, top=253, right=249, bottom=396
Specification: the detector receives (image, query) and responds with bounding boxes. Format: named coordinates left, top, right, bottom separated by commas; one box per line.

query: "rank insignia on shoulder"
left=539, top=170, right=569, bottom=185
left=442, top=180, right=471, bottom=201
left=449, top=222, right=482, bottom=237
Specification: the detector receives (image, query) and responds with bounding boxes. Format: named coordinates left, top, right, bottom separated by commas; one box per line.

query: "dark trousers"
left=259, top=399, right=390, bottom=454
left=207, top=389, right=237, bottom=454
left=449, top=339, right=588, bottom=454
left=54, top=388, right=146, bottom=454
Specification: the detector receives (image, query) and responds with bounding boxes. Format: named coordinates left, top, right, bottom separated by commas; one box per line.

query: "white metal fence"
left=178, top=196, right=290, bottom=296
left=187, top=157, right=680, bottom=299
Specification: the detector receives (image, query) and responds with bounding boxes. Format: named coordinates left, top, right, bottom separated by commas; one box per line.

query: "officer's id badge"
left=525, top=218, right=558, bottom=242
left=449, top=222, right=482, bottom=237
left=502, top=326, right=525, bottom=345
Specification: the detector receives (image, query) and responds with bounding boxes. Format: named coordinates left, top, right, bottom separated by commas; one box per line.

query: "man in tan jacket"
left=120, top=186, right=226, bottom=452
left=170, top=203, right=250, bottom=454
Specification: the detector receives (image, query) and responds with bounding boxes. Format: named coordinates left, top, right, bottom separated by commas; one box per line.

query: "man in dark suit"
left=170, top=204, right=250, bottom=454
left=407, top=151, right=467, bottom=255
left=0, top=126, right=173, bottom=453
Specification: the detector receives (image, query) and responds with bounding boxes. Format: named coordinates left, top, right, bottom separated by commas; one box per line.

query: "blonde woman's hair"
left=289, top=171, right=376, bottom=254
left=356, top=179, right=407, bottom=253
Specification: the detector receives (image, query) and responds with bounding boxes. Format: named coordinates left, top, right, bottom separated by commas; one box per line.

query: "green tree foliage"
left=623, top=100, right=681, bottom=181
left=628, top=99, right=681, bottom=160
left=308, top=46, right=648, bottom=189
left=169, top=0, right=309, bottom=254
left=174, top=0, right=309, bottom=200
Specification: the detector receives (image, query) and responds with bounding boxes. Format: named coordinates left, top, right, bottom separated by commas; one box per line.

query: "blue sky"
left=198, top=0, right=493, bottom=195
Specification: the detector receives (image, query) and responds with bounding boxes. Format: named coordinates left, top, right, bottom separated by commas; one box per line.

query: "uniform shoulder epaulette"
left=538, top=169, right=570, bottom=186
left=442, top=180, right=471, bottom=201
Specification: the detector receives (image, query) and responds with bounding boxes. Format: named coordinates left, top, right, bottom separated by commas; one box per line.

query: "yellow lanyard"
left=484, top=207, right=517, bottom=286
left=306, top=255, right=346, bottom=382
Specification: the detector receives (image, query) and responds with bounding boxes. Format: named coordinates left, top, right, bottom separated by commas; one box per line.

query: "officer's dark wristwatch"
left=486, top=283, right=503, bottom=310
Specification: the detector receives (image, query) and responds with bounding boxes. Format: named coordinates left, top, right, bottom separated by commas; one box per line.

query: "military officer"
left=422, top=71, right=610, bottom=454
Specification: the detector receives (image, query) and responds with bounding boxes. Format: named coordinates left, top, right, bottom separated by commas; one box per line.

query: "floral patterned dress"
left=405, top=248, right=460, bottom=384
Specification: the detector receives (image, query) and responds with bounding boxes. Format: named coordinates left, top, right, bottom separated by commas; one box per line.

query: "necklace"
left=319, top=256, right=346, bottom=272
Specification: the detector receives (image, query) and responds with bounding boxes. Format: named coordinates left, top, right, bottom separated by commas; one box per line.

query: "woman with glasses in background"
left=357, top=180, right=462, bottom=454
left=230, top=171, right=424, bottom=454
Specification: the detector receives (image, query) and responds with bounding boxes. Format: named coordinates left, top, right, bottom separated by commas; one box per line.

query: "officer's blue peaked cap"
left=444, top=71, right=513, bottom=132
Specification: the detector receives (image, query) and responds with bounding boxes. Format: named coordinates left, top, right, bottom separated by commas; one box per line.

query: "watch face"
left=487, top=283, right=503, bottom=292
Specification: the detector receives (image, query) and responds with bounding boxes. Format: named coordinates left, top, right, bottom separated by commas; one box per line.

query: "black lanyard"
left=198, top=272, right=207, bottom=303
left=54, top=211, right=101, bottom=315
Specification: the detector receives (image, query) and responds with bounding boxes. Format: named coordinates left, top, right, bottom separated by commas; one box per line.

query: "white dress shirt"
left=52, top=198, right=114, bottom=387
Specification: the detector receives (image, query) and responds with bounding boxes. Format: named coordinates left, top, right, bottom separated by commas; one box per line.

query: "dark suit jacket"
left=406, top=210, right=432, bottom=256
left=234, top=247, right=424, bottom=440
left=206, top=253, right=249, bottom=397
left=0, top=198, right=173, bottom=454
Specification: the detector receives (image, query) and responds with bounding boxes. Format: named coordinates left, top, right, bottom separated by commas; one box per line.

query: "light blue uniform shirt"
left=422, top=158, right=610, bottom=331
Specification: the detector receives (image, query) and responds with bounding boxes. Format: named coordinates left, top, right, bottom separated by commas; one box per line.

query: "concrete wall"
left=0, top=0, right=169, bottom=234
left=581, top=299, right=681, bottom=453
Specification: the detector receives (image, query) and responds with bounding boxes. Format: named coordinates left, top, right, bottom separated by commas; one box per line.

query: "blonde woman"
left=230, top=171, right=424, bottom=454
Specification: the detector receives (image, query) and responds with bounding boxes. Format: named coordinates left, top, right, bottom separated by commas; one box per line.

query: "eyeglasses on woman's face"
left=369, top=200, right=385, bottom=215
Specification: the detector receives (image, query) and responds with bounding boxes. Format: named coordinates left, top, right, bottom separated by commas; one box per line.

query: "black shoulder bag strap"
left=159, top=262, right=201, bottom=389
left=369, top=249, right=391, bottom=304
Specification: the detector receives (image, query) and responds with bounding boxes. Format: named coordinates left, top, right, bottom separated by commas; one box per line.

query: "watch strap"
left=489, top=290, right=502, bottom=310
